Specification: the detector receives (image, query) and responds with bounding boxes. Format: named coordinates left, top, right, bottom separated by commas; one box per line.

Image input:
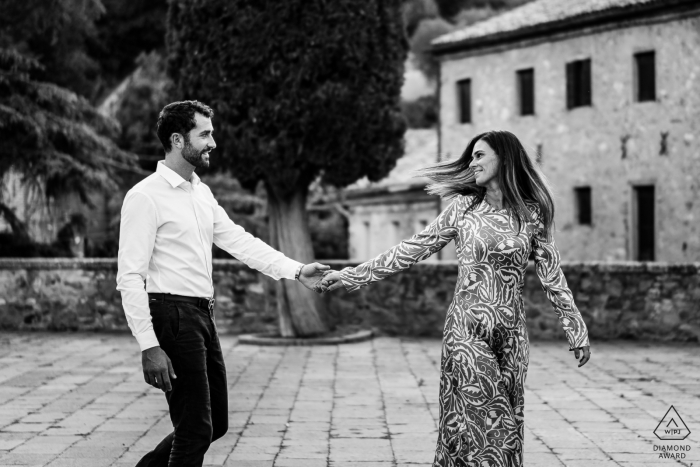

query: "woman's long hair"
left=420, top=130, right=555, bottom=239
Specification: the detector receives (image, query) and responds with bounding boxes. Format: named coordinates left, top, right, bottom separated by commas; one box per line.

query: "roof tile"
left=434, top=0, right=663, bottom=46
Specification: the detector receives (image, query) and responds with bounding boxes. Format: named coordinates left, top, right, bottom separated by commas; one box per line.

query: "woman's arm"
left=532, top=225, right=590, bottom=351
left=337, top=197, right=462, bottom=292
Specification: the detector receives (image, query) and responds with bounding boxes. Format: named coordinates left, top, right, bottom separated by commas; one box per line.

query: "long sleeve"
left=212, top=202, right=302, bottom=280
left=116, top=191, right=160, bottom=351
left=532, top=225, right=590, bottom=350
left=340, top=197, right=461, bottom=292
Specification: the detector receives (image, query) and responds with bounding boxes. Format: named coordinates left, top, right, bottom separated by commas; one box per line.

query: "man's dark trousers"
left=136, top=298, right=228, bottom=466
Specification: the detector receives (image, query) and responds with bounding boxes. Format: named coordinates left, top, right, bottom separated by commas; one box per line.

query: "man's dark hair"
left=156, top=100, right=214, bottom=152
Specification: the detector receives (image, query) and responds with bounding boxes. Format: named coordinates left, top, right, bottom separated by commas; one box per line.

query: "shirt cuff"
left=135, top=331, right=160, bottom=352
left=281, top=258, right=304, bottom=280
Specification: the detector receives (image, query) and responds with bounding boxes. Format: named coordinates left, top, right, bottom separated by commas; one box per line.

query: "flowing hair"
left=420, top=130, right=555, bottom=240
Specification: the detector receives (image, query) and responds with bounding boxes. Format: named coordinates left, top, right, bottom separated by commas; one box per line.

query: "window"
left=633, top=186, right=655, bottom=261
left=574, top=187, right=592, bottom=225
left=517, top=68, right=535, bottom=115
left=566, top=59, right=592, bottom=109
left=635, top=51, right=655, bottom=102
left=457, top=79, right=471, bottom=123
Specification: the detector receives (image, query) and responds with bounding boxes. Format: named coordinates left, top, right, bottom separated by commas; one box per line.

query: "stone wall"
left=438, top=13, right=700, bottom=262
left=0, top=259, right=698, bottom=343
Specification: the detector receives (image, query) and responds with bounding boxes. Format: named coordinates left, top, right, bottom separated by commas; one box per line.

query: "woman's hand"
left=320, top=270, right=344, bottom=292
left=574, top=346, right=591, bottom=367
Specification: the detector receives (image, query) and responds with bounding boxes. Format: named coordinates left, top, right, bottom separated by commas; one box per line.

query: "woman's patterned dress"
left=339, top=195, right=589, bottom=467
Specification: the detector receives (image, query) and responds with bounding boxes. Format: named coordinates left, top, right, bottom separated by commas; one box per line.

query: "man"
left=117, top=100, right=329, bottom=466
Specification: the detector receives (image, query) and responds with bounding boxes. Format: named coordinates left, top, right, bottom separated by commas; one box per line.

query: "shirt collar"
left=156, top=160, right=201, bottom=188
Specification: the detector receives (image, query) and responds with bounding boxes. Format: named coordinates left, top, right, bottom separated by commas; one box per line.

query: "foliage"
left=0, top=0, right=105, bottom=101
left=167, top=0, right=408, bottom=195
left=113, top=52, right=173, bottom=171
left=93, top=0, right=169, bottom=98
left=401, top=95, right=438, bottom=129
left=308, top=209, right=349, bottom=260
left=410, top=17, right=454, bottom=81
left=0, top=0, right=168, bottom=103
left=0, top=47, right=137, bottom=235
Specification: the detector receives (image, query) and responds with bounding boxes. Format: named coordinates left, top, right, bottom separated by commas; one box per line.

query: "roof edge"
left=432, top=0, right=699, bottom=56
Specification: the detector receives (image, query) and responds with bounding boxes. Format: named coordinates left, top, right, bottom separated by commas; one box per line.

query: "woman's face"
left=469, top=139, right=500, bottom=186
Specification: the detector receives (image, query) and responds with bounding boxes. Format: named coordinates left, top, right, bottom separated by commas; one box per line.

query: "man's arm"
left=211, top=199, right=328, bottom=288
left=116, top=191, right=159, bottom=350
left=117, top=191, right=177, bottom=391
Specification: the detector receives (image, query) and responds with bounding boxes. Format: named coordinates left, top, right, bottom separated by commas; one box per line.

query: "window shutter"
left=458, top=79, right=471, bottom=123
left=566, top=62, right=575, bottom=109
left=581, top=59, right=592, bottom=106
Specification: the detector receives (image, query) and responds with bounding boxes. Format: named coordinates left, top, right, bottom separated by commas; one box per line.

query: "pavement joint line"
left=524, top=425, right=565, bottom=467
left=399, top=339, right=439, bottom=431
left=413, top=339, right=443, bottom=423
left=325, top=344, right=339, bottom=467
left=372, top=339, right=398, bottom=467
left=271, top=347, right=311, bottom=467
left=222, top=345, right=286, bottom=465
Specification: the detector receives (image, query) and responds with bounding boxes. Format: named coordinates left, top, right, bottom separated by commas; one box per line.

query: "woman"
left=321, top=130, right=591, bottom=467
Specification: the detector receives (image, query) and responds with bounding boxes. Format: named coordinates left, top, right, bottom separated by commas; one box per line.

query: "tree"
left=0, top=0, right=105, bottom=101
left=168, top=0, right=408, bottom=337
left=92, top=0, right=169, bottom=100
left=0, top=47, right=137, bottom=245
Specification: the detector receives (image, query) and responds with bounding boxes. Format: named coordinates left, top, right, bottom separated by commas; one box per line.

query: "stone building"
left=344, top=129, right=441, bottom=261
left=433, top=0, right=700, bottom=262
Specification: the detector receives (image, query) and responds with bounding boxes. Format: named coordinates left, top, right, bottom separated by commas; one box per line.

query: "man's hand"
left=573, top=346, right=591, bottom=368
left=142, top=346, right=176, bottom=392
left=320, top=270, right=344, bottom=292
left=298, top=262, right=331, bottom=293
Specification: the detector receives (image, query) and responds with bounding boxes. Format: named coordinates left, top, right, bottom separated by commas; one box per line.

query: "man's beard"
left=182, top=139, right=211, bottom=168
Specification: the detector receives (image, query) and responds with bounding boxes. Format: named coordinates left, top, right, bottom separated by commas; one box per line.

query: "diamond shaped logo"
left=654, top=406, right=691, bottom=440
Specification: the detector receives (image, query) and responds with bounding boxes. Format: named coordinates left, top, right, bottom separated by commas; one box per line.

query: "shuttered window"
left=517, top=68, right=535, bottom=116
left=575, top=187, right=592, bottom=225
left=566, top=59, right=592, bottom=109
left=457, top=79, right=471, bottom=123
left=635, top=51, right=655, bottom=102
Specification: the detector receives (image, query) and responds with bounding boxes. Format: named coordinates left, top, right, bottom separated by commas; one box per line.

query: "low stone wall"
left=0, top=259, right=698, bottom=342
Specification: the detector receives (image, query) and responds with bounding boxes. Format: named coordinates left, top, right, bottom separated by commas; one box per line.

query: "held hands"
left=320, top=270, right=344, bottom=292
left=298, top=262, right=331, bottom=293
left=573, top=345, right=591, bottom=368
left=142, top=346, right=176, bottom=392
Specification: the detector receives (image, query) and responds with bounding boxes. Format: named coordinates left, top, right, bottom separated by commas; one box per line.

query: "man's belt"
left=148, top=293, right=215, bottom=313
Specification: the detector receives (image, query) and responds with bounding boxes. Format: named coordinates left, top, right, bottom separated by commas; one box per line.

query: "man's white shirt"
left=117, top=161, right=302, bottom=351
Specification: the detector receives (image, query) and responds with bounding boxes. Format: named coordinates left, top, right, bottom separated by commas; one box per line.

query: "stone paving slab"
left=0, top=333, right=698, bottom=466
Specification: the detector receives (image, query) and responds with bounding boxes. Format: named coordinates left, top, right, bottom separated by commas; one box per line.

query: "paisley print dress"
left=339, top=195, right=589, bottom=467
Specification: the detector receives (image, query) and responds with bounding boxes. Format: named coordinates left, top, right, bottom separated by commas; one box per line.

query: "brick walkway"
left=0, top=333, right=698, bottom=467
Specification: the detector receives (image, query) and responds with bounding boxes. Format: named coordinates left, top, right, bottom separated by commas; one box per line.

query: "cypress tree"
left=167, top=0, right=408, bottom=336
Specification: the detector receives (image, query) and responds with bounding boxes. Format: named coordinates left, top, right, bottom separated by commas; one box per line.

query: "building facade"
left=433, top=0, right=700, bottom=262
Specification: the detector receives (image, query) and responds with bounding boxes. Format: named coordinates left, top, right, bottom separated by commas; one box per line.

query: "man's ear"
left=171, top=133, right=183, bottom=149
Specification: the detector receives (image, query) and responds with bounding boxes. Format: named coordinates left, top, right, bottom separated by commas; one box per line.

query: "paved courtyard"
left=0, top=333, right=697, bottom=467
